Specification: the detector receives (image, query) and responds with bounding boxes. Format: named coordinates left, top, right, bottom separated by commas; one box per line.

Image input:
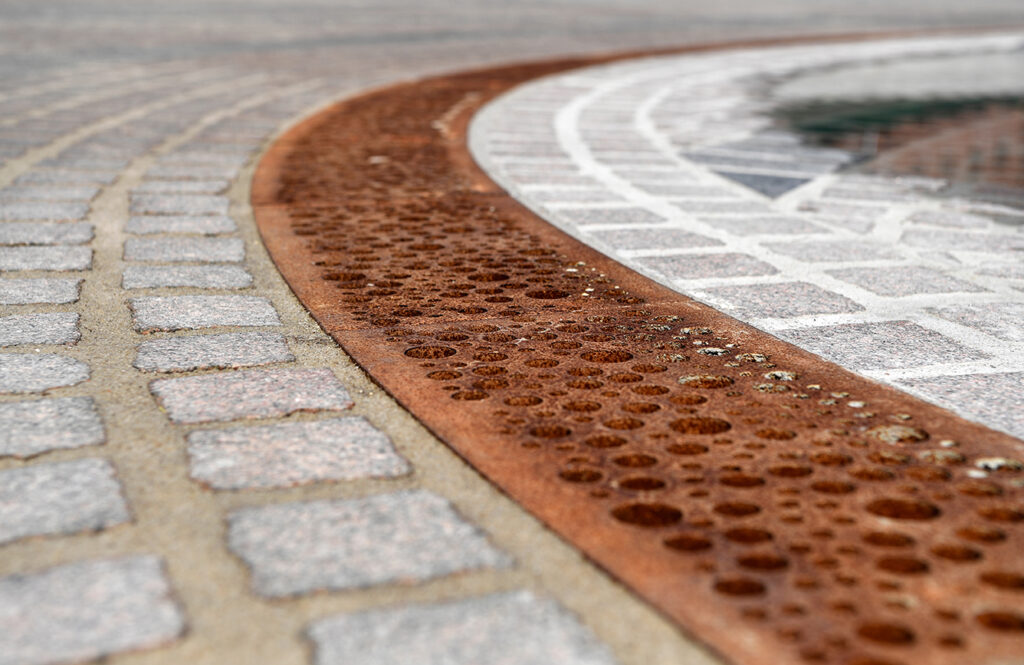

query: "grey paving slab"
left=669, top=200, right=771, bottom=215
left=901, top=228, right=1024, bottom=253
left=308, top=591, right=618, bottom=665
left=827, top=266, right=987, bottom=297
left=146, top=165, right=239, bottom=180
left=554, top=207, right=666, bottom=225
left=0, top=353, right=89, bottom=393
left=14, top=170, right=119, bottom=185
left=135, top=331, right=293, bottom=372
left=0, top=185, right=100, bottom=201
left=122, top=265, right=253, bottom=289
left=0, top=556, right=184, bottom=665
left=899, top=372, right=1024, bottom=440
left=228, top=490, right=510, bottom=597
left=188, top=416, right=411, bottom=489
left=130, top=295, right=279, bottom=332
left=124, top=215, right=237, bottom=235
left=124, top=237, right=245, bottom=263
left=701, top=215, right=824, bottom=235
left=588, top=227, right=721, bottom=251
left=776, top=321, right=989, bottom=370
left=0, top=278, right=81, bottom=304
left=763, top=240, right=900, bottom=262
left=714, top=171, right=811, bottom=198
left=151, top=367, right=353, bottom=423
left=0, top=312, right=79, bottom=347
left=906, top=209, right=991, bottom=229
left=0, top=202, right=88, bottom=221
left=928, top=302, right=1024, bottom=342
left=639, top=252, right=778, bottom=280
left=0, top=397, right=105, bottom=458
left=698, top=282, right=863, bottom=319
left=0, top=222, right=93, bottom=246
left=0, top=458, right=129, bottom=545
left=0, top=246, right=91, bottom=270
left=129, top=194, right=229, bottom=216
left=133, top=180, right=229, bottom=194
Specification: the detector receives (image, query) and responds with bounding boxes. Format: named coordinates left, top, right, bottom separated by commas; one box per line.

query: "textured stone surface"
left=554, top=207, right=666, bottom=225
left=0, top=246, right=92, bottom=270
left=588, top=227, right=721, bottom=251
left=0, top=312, right=80, bottom=347
left=188, top=417, right=410, bottom=489
left=133, top=180, right=229, bottom=194
left=0, top=354, right=89, bottom=393
left=701, top=215, right=823, bottom=235
left=827, top=266, right=987, bottom=296
left=130, top=295, right=279, bottom=331
left=124, top=215, right=237, bottom=235
left=776, top=321, right=989, bottom=370
left=0, top=278, right=81, bottom=304
left=228, top=490, right=510, bottom=596
left=698, top=282, right=863, bottom=318
left=129, top=194, right=229, bottom=216
left=14, top=170, right=117, bottom=185
left=0, top=185, right=100, bottom=201
left=0, top=201, right=89, bottom=221
left=763, top=240, right=900, bottom=262
left=0, top=458, right=129, bottom=545
left=124, top=237, right=245, bottom=263
left=0, top=556, right=184, bottom=665
left=900, top=371, right=1024, bottom=439
left=0, top=222, right=93, bottom=246
left=308, top=591, right=619, bottom=665
left=151, top=367, right=352, bottom=423
left=122, top=265, right=252, bottom=289
left=0, top=397, right=105, bottom=458
left=135, top=331, right=293, bottom=372
left=639, top=252, right=778, bottom=280
left=928, top=302, right=1024, bottom=342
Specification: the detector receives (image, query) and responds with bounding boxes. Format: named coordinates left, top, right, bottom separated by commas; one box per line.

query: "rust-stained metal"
left=252, top=45, right=1024, bottom=665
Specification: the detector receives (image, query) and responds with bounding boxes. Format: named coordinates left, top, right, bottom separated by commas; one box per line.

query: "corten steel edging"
left=253, top=37, right=1024, bottom=665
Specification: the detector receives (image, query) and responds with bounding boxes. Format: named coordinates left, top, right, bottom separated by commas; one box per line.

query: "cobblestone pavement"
left=2, top=2, right=1024, bottom=664
left=471, top=31, right=1024, bottom=441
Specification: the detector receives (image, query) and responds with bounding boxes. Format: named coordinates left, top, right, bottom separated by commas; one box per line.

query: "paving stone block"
left=670, top=199, right=771, bottom=215
left=901, top=228, right=1024, bottom=253
left=763, top=240, right=900, bottom=262
left=145, top=165, right=239, bottom=180
left=928, top=303, right=1024, bottom=342
left=0, top=312, right=80, bottom=346
left=698, top=282, right=863, bottom=318
left=776, top=321, right=989, bottom=370
left=0, top=246, right=92, bottom=270
left=0, top=354, right=89, bottom=393
left=0, top=278, right=81, bottom=304
left=188, top=416, right=410, bottom=489
left=0, top=397, right=105, bottom=458
left=130, top=295, right=279, bottom=331
left=0, top=458, right=129, bottom=545
left=529, top=190, right=626, bottom=204
left=129, top=194, right=230, bottom=216
left=0, top=202, right=89, bottom=221
left=135, top=331, right=293, bottom=372
left=124, top=237, right=245, bottom=263
left=14, top=170, right=118, bottom=185
left=228, top=490, right=510, bottom=597
left=133, top=180, right=229, bottom=194
left=124, top=216, right=237, bottom=235
left=151, top=368, right=352, bottom=423
left=639, top=252, right=778, bottom=280
left=554, top=207, right=666, bottom=226
left=827, top=266, right=986, bottom=297
left=906, top=209, right=991, bottom=229
left=899, top=372, right=1024, bottom=440
left=0, top=185, right=100, bottom=201
left=122, top=265, right=252, bottom=289
left=704, top=215, right=824, bottom=235
left=0, top=222, right=93, bottom=246
left=588, top=227, right=721, bottom=251
left=308, top=591, right=618, bottom=665
left=0, top=556, right=184, bottom=665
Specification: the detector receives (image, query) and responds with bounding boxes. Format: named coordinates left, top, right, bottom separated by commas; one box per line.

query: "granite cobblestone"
left=0, top=396, right=105, bottom=458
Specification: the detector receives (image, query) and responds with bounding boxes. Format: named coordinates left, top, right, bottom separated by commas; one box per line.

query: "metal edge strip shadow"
left=251, top=37, right=1024, bottom=665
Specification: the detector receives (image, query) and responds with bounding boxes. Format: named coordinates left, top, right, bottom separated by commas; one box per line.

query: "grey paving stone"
left=228, top=490, right=510, bottom=597
left=151, top=368, right=352, bottom=423
left=130, top=295, right=279, bottom=332
left=0, top=222, right=93, bottom=246
left=0, top=246, right=92, bottom=270
left=714, top=171, right=811, bottom=198
left=827, top=266, right=987, bottom=297
left=0, top=202, right=88, bottom=221
left=146, top=165, right=239, bottom=180
left=901, top=228, right=1024, bottom=253
left=0, top=556, right=184, bottom=665
left=14, top=170, right=118, bottom=185
left=133, top=180, right=229, bottom=194
left=0, top=397, right=105, bottom=458
left=124, top=237, right=245, bottom=263
left=554, top=207, right=666, bottom=226
left=776, top=321, right=989, bottom=370
left=763, top=239, right=900, bottom=262
left=0, top=459, right=129, bottom=545
left=308, top=591, right=618, bottom=665
left=797, top=201, right=882, bottom=234
left=588, top=227, right=721, bottom=251
left=699, top=282, right=863, bottom=318
left=135, top=331, right=293, bottom=372
left=906, top=209, right=991, bottom=229
left=899, top=372, right=1024, bottom=440
left=124, top=216, right=237, bottom=235
left=977, top=263, right=1024, bottom=280
left=188, top=416, right=410, bottom=489
left=129, top=194, right=230, bottom=216
left=670, top=199, right=771, bottom=215
left=0, top=354, right=89, bottom=393
left=702, top=215, right=824, bottom=235
left=0, top=278, right=81, bottom=304
left=122, top=265, right=252, bottom=289
left=0, top=185, right=100, bottom=201
left=530, top=190, right=626, bottom=204
left=633, top=183, right=728, bottom=197
left=639, top=252, right=778, bottom=280
left=0, top=313, right=79, bottom=347
left=928, top=303, right=1024, bottom=342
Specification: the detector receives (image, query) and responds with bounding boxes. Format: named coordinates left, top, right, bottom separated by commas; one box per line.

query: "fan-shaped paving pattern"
left=253, top=58, right=1024, bottom=665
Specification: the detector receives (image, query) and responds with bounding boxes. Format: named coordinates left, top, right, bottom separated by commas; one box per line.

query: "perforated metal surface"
left=252, top=50, right=1024, bottom=665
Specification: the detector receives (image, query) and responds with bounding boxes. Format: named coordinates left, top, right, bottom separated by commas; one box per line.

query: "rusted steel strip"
left=252, top=44, right=1024, bottom=665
